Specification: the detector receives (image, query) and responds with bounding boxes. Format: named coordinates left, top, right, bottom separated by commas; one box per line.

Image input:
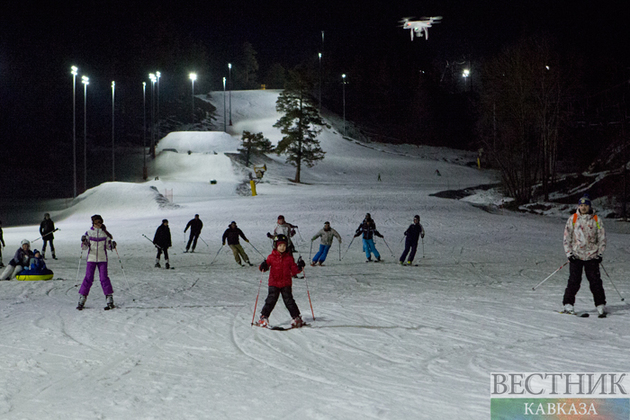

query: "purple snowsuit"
left=79, top=226, right=114, bottom=297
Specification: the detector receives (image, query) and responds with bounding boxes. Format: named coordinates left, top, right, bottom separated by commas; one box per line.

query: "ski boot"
left=246, top=261, right=253, bottom=266
left=291, top=316, right=305, bottom=328
left=257, top=315, right=269, bottom=328
left=310, top=262, right=317, bottom=267
left=77, top=295, right=87, bottom=310
left=155, top=262, right=161, bottom=268
left=52, top=253, right=57, bottom=260
left=165, top=262, right=170, bottom=269
left=561, top=304, right=575, bottom=315
left=597, top=304, right=607, bottom=318
left=105, top=294, right=115, bottom=310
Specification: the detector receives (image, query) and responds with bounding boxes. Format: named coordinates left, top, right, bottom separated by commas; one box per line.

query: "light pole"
left=156, top=71, right=161, bottom=140
left=142, top=81, right=147, bottom=180
left=71, top=66, right=78, bottom=198
left=82, top=75, right=89, bottom=191
left=189, top=73, right=197, bottom=125
left=111, top=81, right=115, bottom=181
left=149, top=73, right=156, bottom=158
left=342, top=74, right=347, bottom=137
left=223, top=76, right=227, bottom=132
left=318, top=53, right=322, bottom=112
left=228, top=63, right=232, bottom=125
left=462, top=68, right=470, bottom=92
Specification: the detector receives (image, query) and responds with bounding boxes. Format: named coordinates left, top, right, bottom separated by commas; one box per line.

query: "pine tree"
left=273, top=69, right=327, bottom=183
left=239, top=131, right=272, bottom=167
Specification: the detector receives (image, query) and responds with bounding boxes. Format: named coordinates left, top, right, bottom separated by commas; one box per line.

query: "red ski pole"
left=532, top=260, right=569, bottom=291
left=303, top=268, right=315, bottom=320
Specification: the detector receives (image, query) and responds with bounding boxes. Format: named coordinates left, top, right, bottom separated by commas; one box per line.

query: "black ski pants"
left=562, top=259, right=606, bottom=307
left=186, top=233, right=199, bottom=251
left=399, top=241, right=418, bottom=263
left=261, top=286, right=300, bottom=319
left=156, top=248, right=169, bottom=261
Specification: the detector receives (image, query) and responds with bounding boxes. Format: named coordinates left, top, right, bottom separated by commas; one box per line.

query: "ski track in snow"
left=1, top=90, right=630, bottom=419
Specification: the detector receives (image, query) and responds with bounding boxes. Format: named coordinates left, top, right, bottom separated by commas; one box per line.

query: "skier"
left=184, top=214, right=203, bottom=253
left=153, top=219, right=172, bottom=269
left=562, top=194, right=607, bottom=317
left=399, top=215, right=425, bottom=265
left=222, top=221, right=252, bottom=266
left=39, top=213, right=57, bottom=259
left=256, top=234, right=306, bottom=328
left=77, top=215, right=116, bottom=310
left=0, top=220, right=5, bottom=268
left=0, top=239, right=34, bottom=280
left=266, top=215, right=298, bottom=253
left=311, top=221, right=342, bottom=266
left=354, top=213, right=384, bottom=262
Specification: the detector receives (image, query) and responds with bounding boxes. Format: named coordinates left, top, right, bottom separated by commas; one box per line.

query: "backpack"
left=572, top=213, right=600, bottom=229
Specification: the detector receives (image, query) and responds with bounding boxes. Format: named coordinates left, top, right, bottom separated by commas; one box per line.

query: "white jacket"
left=82, top=227, right=113, bottom=263
left=312, top=228, right=342, bottom=246
left=563, top=211, right=606, bottom=261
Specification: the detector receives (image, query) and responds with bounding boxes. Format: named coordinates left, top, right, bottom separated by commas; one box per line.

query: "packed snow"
left=1, top=90, right=629, bottom=420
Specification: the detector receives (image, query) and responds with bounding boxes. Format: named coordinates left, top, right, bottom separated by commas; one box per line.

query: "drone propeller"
left=399, top=17, right=415, bottom=24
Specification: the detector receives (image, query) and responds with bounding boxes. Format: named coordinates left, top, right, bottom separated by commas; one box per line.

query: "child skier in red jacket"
left=257, top=234, right=306, bottom=328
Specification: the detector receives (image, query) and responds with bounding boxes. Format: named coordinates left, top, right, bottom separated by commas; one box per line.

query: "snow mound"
left=156, top=131, right=240, bottom=154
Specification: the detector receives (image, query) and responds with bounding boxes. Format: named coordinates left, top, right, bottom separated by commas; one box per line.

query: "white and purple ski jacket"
left=82, top=227, right=113, bottom=263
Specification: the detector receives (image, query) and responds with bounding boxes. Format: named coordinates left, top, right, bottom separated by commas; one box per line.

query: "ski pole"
left=251, top=269, right=265, bottom=326
left=199, top=236, right=210, bottom=248
left=532, top=260, right=569, bottom=291
left=75, top=249, right=84, bottom=286
left=32, top=228, right=60, bottom=242
left=600, top=262, right=625, bottom=302
left=246, top=241, right=265, bottom=258
left=210, top=245, right=224, bottom=265
left=342, top=236, right=356, bottom=260
left=302, top=265, right=315, bottom=320
left=381, top=236, right=395, bottom=258
left=422, top=236, right=425, bottom=258
left=338, top=240, right=341, bottom=261
left=142, top=234, right=162, bottom=249
left=114, top=247, right=136, bottom=301
left=309, top=241, right=313, bottom=262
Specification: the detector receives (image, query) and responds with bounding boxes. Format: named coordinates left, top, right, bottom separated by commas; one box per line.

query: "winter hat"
left=33, top=249, right=40, bottom=256
left=324, top=221, right=330, bottom=225
left=277, top=215, right=285, bottom=221
left=162, top=219, right=169, bottom=224
left=230, top=221, right=237, bottom=226
left=21, top=239, right=30, bottom=246
left=414, top=215, right=420, bottom=220
left=578, top=194, right=591, bottom=206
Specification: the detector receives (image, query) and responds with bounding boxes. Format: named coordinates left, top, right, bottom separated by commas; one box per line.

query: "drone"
left=400, top=16, right=442, bottom=41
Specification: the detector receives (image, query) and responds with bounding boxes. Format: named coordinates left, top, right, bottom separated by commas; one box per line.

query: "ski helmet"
left=273, top=234, right=288, bottom=249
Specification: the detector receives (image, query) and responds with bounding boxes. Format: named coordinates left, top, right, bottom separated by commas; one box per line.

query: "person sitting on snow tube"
left=1, top=239, right=35, bottom=280
left=16, top=249, right=54, bottom=281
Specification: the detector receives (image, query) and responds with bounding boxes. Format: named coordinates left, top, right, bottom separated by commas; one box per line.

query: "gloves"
left=81, top=235, right=87, bottom=243
left=112, top=241, right=117, bottom=249
left=222, top=242, right=225, bottom=246
left=421, top=233, right=425, bottom=239
left=297, top=257, right=306, bottom=269
left=595, top=255, right=603, bottom=263
left=245, top=240, right=249, bottom=243
left=259, top=261, right=269, bottom=272
left=266, top=232, right=273, bottom=239
left=568, top=254, right=577, bottom=262
left=290, top=229, right=296, bottom=237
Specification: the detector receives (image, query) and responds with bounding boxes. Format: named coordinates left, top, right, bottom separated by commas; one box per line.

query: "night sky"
left=1, top=1, right=628, bottom=196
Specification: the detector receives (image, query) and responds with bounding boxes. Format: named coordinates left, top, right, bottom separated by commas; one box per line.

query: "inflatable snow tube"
left=16, top=270, right=54, bottom=281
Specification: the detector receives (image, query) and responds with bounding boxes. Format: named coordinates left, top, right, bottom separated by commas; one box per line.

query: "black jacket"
left=185, top=218, right=203, bottom=235
left=355, top=218, right=382, bottom=240
left=404, top=223, right=424, bottom=244
left=222, top=227, right=248, bottom=245
left=40, top=219, right=55, bottom=239
left=153, top=225, right=172, bottom=249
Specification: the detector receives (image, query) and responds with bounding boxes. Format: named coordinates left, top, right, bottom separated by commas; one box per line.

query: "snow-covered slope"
left=1, top=90, right=629, bottom=420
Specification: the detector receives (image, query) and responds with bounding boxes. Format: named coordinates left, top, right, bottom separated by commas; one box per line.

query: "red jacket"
left=266, top=249, right=302, bottom=288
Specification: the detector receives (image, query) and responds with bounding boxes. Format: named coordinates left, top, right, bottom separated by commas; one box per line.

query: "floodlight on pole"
left=462, top=68, right=470, bottom=91
left=189, top=72, right=197, bottom=124
left=318, top=53, right=322, bottom=112
left=228, top=63, right=232, bottom=125
left=149, top=73, right=156, bottom=158
left=71, top=66, right=78, bottom=198
left=342, top=74, right=347, bottom=137
left=82, top=75, right=89, bottom=192
left=156, top=71, right=161, bottom=140
left=111, top=81, right=116, bottom=181
left=223, top=76, right=227, bottom=132
left=142, top=81, right=147, bottom=180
